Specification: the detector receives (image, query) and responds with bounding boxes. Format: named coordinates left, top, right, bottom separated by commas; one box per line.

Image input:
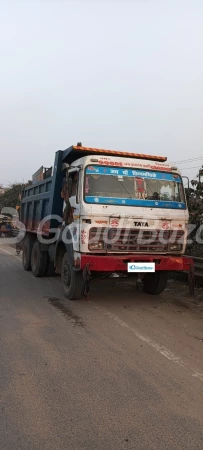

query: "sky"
left=0, top=0, right=202, bottom=186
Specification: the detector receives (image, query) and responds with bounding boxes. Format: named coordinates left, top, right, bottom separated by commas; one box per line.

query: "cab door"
left=67, top=169, right=80, bottom=251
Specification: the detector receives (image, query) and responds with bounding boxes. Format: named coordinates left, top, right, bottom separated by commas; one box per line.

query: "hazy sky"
left=0, top=0, right=202, bottom=186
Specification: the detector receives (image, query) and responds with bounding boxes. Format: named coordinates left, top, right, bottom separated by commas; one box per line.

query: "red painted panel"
left=80, top=254, right=193, bottom=273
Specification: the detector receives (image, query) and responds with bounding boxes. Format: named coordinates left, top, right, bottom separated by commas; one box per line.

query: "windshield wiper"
left=112, top=176, right=133, bottom=199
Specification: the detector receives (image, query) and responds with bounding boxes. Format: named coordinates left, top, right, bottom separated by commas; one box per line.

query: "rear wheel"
left=46, top=256, right=56, bottom=277
left=61, top=252, right=84, bottom=300
left=143, top=271, right=168, bottom=295
left=22, top=234, right=35, bottom=271
left=31, top=240, right=48, bottom=277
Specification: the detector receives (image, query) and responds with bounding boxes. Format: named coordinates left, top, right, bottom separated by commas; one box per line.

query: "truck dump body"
left=20, top=151, right=64, bottom=235
left=21, top=176, right=54, bottom=234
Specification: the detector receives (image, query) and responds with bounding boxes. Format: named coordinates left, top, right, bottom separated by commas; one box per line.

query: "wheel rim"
left=63, top=260, right=71, bottom=287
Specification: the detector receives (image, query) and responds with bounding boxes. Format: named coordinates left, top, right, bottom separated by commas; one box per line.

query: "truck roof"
left=62, top=145, right=167, bottom=164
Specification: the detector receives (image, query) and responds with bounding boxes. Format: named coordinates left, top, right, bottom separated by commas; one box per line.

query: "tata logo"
left=134, top=221, right=148, bottom=227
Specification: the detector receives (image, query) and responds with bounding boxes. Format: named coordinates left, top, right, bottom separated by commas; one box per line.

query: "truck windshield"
left=84, top=166, right=186, bottom=209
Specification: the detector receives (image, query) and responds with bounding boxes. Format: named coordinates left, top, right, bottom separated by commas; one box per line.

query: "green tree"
left=185, top=167, right=203, bottom=256
left=0, top=183, right=22, bottom=211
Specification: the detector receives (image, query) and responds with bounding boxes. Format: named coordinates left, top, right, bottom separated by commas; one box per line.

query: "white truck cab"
left=66, top=153, right=188, bottom=257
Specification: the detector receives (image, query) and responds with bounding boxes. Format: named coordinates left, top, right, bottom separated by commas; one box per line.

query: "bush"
left=185, top=170, right=203, bottom=257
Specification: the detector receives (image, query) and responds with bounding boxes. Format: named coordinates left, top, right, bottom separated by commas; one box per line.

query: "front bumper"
left=80, top=254, right=193, bottom=272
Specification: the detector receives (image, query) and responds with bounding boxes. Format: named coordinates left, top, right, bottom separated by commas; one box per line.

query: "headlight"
left=169, top=244, right=182, bottom=251
left=88, top=242, right=104, bottom=251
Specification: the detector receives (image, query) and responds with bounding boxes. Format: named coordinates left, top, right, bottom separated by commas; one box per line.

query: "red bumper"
left=80, top=254, right=194, bottom=272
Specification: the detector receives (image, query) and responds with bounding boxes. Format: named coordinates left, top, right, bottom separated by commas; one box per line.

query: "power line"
left=172, top=156, right=203, bottom=164
left=181, top=165, right=202, bottom=170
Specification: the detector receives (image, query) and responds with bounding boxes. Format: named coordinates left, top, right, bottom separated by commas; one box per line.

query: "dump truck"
left=20, top=144, right=193, bottom=299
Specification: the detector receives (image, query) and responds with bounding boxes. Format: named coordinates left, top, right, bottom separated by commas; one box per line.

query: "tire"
left=143, top=271, right=168, bottom=295
left=46, top=256, right=56, bottom=277
left=61, top=252, right=84, bottom=300
left=31, top=240, right=48, bottom=277
left=22, top=234, right=35, bottom=271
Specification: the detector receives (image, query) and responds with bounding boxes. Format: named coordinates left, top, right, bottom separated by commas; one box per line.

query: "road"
left=0, top=244, right=203, bottom=450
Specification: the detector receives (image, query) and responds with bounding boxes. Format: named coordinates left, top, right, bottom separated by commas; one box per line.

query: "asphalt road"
left=0, top=244, right=203, bottom=450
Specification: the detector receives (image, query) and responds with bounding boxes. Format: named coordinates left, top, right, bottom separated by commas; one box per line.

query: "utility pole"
left=198, top=169, right=203, bottom=183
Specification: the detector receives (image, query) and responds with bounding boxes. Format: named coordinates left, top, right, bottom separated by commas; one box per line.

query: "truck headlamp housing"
left=88, top=242, right=104, bottom=251
left=169, top=244, right=182, bottom=251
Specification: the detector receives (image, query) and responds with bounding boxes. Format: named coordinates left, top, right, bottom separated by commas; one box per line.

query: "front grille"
left=106, top=228, right=184, bottom=253
left=88, top=227, right=184, bottom=253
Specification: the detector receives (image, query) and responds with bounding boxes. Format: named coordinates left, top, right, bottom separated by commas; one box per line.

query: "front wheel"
left=143, top=271, right=168, bottom=295
left=61, top=253, right=84, bottom=300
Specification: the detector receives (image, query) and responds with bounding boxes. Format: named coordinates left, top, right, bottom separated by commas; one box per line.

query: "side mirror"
left=185, top=188, right=191, bottom=202
left=182, top=176, right=189, bottom=189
